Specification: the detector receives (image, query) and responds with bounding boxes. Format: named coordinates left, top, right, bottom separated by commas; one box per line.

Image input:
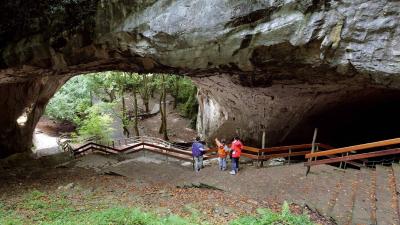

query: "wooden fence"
left=304, top=138, right=400, bottom=168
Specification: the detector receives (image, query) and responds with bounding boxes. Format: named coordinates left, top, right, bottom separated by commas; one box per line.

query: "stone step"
left=315, top=169, right=348, bottom=217
left=329, top=170, right=358, bottom=225
left=351, top=168, right=376, bottom=225
left=299, top=166, right=345, bottom=215
left=375, top=165, right=399, bottom=225
left=390, top=164, right=400, bottom=223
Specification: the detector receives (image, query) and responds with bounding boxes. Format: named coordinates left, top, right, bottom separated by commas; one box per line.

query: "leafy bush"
left=45, top=76, right=92, bottom=122
left=74, top=104, right=114, bottom=142
left=230, top=201, right=315, bottom=225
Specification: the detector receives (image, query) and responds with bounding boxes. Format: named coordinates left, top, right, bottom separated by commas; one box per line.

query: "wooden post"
left=288, top=148, right=292, bottom=164
left=261, top=130, right=266, bottom=167
left=339, top=153, right=344, bottom=169
left=166, top=143, right=170, bottom=163
left=344, top=152, right=349, bottom=169
left=315, top=145, right=319, bottom=161
left=262, top=131, right=266, bottom=149
left=112, top=141, right=115, bottom=148
left=306, top=128, right=318, bottom=176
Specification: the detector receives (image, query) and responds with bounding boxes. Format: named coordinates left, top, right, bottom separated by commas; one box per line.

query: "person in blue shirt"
left=192, top=137, right=206, bottom=172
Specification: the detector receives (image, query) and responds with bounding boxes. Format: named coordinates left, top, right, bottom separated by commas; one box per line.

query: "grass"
left=230, top=202, right=315, bottom=225
left=0, top=190, right=315, bottom=225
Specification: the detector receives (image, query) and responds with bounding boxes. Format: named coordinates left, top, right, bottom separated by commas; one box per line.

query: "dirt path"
left=126, top=93, right=197, bottom=142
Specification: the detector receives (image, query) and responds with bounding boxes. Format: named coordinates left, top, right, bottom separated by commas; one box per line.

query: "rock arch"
left=0, top=0, right=399, bottom=156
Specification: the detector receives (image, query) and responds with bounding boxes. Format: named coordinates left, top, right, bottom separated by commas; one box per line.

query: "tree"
left=158, top=74, right=168, bottom=140
left=140, top=73, right=150, bottom=113
left=114, top=72, right=130, bottom=138
left=45, top=76, right=92, bottom=122
left=128, top=72, right=141, bottom=136
left=74, top=104, right=114, bottom=142
left=168, top=75, right=182, bottom=109
left=181, top=85, right=198, bottom=128
left=86, top=72, right=118, bottom=103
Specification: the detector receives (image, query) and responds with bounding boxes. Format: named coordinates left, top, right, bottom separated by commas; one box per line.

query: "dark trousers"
left=231, top=157, right=239, bottom=173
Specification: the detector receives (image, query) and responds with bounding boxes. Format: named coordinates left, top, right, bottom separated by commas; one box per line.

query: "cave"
left=0, top=0, right=399, bottom=158
left=284, top=88, right=400, bottom=147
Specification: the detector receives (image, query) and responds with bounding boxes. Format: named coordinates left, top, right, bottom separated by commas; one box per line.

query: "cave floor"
left=2, top=153, right=398, bottom=224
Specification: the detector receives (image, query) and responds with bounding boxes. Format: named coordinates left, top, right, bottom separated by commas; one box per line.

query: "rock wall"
left=0, top=0, right=399, bottom=156
left=194, top=74, right=400, bottom=146
left=0, top=77, right=68, bottom=157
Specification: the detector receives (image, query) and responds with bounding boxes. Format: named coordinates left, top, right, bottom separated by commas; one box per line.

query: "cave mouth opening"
left=33, top=71, right=200, bottom=154
left=284, top=88, right=400, bottom=149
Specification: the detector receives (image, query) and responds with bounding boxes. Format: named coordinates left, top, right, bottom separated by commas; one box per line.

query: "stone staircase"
left=306, top=164, right=400, bottom=225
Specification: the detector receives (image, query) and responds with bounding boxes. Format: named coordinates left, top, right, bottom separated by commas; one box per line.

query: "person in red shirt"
left=230, top=136, right=243, bottom=175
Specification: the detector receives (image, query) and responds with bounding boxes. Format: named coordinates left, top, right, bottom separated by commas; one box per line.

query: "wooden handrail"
left=317, top=143, right=334, bottom=150
left=73, top=142, right=95, bottom=152
left=259, top=143, right=330, bottom=153
left=260, top=151, right=310, bottom=160
left=73, top=137, right=336, bottom=168
left=243, top=146, right=260, bottom=153
left=305, top=138, right=400, bottom=159
left=144, top=148, right=193, bottom=162
left=143, top=142, right=193, bottom=156
left=305, top=148, right=400, bottom=166
left=260, top=144, right=312, bottom=153
left=119, top=142, right=144, bottom=152
left=205, top=147, right=218, bottom=154
left=74, top=142, right=120, bottom=152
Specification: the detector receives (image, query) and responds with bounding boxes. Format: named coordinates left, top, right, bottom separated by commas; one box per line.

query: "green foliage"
left=0, top=190, right=201, bottom=225
left=45, top=76, right=92, bottom=122
left=74, top=104, right=114, bottom=142
left=45, top=72, right=199, bottom=141
left=0, top=202, right=24, bottom=225
left=1, top=191, right=316, bottom=225
left=230, top=201, right=315, bottom=225
left=179, top=85, right=198, bottom=128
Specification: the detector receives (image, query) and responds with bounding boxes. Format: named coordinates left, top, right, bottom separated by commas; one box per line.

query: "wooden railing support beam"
left=306, top=128, right=318, bottom=176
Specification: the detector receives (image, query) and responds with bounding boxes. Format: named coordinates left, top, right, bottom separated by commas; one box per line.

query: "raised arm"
left=215, top=138, right=222, bottom=148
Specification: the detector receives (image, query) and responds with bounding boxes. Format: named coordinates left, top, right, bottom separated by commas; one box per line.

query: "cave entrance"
left=33, top=72, right=199, bottom=157
left=284, top=88, right=400, bottom=148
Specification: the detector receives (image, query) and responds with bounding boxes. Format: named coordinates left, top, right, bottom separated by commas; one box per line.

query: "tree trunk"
left=159, top=89, right=164, bottom=134
left=141, top=74, right=150, bottom=113
left=150, top=75, right=156, bottom=98
left=132, top=85, right=140, bottom=136
left=172, top=77, right=180, bottom=109
left=105, top=89, right=116, bottom=102
left=121, top=86, right=130, bottom=138
left=161, top=75, right=168, bottom=140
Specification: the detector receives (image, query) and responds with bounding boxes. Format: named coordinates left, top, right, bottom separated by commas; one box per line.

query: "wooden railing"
left=73, top=136, right=339, bottom=169
left=72, top=137, right=218, bottom=164
left=206, top=143, right=332, bottom=167
left=304, top=138, right=400, bottom=168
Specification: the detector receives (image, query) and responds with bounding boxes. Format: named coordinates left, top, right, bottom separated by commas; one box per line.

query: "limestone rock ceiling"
left=0, top=0, right=399, bottom=157
left=0, top=0, right=399, bottom=83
